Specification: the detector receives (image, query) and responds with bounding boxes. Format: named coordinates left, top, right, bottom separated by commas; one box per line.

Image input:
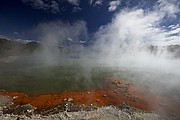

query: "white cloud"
left=95, top=0, right=103, bottom=6
left=167, top=24, right=180, bottom=35
left=89, top=0, right=94, bottom=5
left=89, top=0, right=103, bottom=6
left=73, top=6, right=82, bottom=12
left=67, top=0, right=80, bottom=6
left=108, top=0, right=121, bottom=12
left=22, top=0, right=83, bottom=13
left=66, top=0, right=81, bottom=12
left=13, top=32, right=19, bottom=35
left=22, top=0, right=48, bottom=10
left=51, top=1, right=60, bottom=13
left=169, top=24, right=180, bottom=29
left=155, top=0, right=180, bottom=18
left=94, top=1, right=180, bottom=56
left=22, top=0, right=60, bottom=13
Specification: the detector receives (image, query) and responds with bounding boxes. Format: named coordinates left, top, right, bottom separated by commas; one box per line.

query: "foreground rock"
left=0, top=105, right=179, bottom=120
left=0, top=94, right=179, bottom=120
left=0, top=95, right=13, bottom=107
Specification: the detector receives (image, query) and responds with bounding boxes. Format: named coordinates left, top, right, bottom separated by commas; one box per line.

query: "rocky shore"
left=0, top=98, right=179, bottom=120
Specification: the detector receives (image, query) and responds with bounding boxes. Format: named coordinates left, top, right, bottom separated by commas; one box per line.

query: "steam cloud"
left=33, top=20, right=88, bottom=65
left=31, top=0, right=180, bottom=95
left=91, top=1, right=180, bottom=94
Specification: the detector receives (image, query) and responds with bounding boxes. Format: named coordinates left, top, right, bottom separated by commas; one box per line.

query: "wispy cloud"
left=50, top=1, right=60, bottom=13
left=67, top=0, right=80, bottom=6
left=22, top=0, right=48, bottom=10
left=34, top=20, right=88, bottom=46
left=95, top=0, right=180, bottom=54
left=22, top=0, right=60, bottom=13
left=89, top=0, right=94, bottom=5
left=108, top=0, right=121, bottom=12
left=72, top=6, right=82, bottom=12
left=22, top=0, right=83, bottom=13
left=94, top=0, right=103, bottom=6
left=89, top=0, right=103, bottom=6
left=33, top=20, right=88, bottom=65
left=156, top=0, right=180, bottom=18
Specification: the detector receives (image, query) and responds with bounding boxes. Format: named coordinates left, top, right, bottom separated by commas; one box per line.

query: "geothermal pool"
left=0, top=56, right=180, bottom=117
left=0, top=66, right=105, bottom=94
left=0, top=55, right=180, bottom=96
left=0, top=57, right=116, bottom=94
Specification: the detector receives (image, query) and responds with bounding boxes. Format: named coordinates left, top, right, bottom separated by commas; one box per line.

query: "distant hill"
left=167, top=45, right=180, bottom=58
left=148, top=45, right=180, bottom=58
left=0, top=37, right=180, bottom=58
left=0, top=38, right=40, bottom=56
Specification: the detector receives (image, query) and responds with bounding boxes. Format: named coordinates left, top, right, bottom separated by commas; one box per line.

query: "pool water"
left=0, top=59, right=115, bottom=95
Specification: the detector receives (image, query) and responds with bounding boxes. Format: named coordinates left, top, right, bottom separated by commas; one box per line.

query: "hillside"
left=1, top=38, right=180, bottom=58
left=0, top=38, right=40, bottom=56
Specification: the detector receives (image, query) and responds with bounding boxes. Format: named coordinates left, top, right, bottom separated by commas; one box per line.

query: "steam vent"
left=0, top=0, right=180, bottom=119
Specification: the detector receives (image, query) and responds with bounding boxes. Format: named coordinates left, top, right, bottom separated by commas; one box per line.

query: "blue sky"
left=0, top=0, right=179, bottom=45
left=0, top=0, right=115, bottom=39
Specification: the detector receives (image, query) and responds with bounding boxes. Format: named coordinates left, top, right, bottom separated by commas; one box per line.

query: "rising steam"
left=29, top=0, right=180, bottom=95
left=33, top=20, right=88, bottom=65
left=91, top=1, right=180, bottom=94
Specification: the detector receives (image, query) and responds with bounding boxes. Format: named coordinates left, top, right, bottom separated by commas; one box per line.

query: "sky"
left=0, top=0, right=179, bottom=45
